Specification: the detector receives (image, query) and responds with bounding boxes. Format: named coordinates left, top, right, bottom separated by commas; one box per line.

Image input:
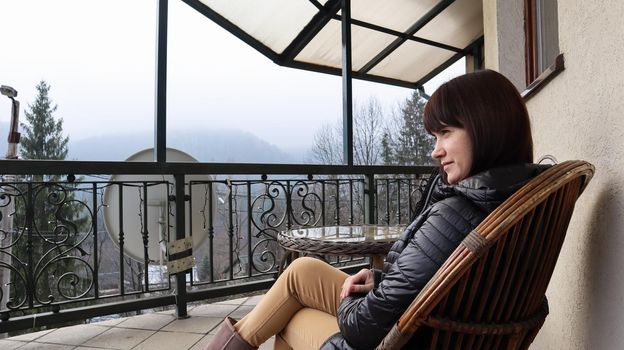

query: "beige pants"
left=234, top=257, right=348, bottom=350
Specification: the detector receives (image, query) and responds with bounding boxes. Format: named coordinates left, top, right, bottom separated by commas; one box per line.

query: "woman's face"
left=431, top=126, right=473, bottom=184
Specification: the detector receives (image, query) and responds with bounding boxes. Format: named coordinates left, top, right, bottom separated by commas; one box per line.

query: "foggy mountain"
left=68, top=129, right=303, bottom=163
left=0, top=124, right=308, bottom=163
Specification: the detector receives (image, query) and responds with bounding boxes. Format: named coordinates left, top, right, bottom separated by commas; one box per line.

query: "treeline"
left=309, top=90, right=434, bottom=166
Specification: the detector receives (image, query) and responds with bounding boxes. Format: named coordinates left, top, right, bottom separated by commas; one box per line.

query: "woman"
left=205, top=69, right=543, bottom=350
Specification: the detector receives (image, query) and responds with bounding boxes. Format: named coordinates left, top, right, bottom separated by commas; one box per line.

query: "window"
left=524, top=0, right=563, bottom=86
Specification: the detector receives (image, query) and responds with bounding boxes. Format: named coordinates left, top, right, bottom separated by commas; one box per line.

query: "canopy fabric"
left=184, top=0, right=483, bottom=89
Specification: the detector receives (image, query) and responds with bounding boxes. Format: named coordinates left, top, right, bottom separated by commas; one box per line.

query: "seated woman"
left=205, top=69, right=544, bottom=350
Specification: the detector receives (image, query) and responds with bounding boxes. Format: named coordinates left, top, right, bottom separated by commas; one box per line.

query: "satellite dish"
left=103, top=148, right=212, bottom=265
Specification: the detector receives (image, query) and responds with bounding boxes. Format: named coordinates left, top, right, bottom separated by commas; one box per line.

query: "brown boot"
left=204, top=317, right=257, bottom=350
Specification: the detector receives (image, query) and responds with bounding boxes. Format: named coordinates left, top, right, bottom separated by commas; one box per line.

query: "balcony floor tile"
left=2, top=328, right=54, bottom=342
left=0, top=339, right=27, bottom=349
left=116, top=313, right=177, bottom=330
left=35, top=324, right=109, bottom=346
left=2, top=294, right=275, bottom=350
left=82, top=328, right=156, bottom=349
left=161, top=315, right=222, bottom=334
left=228, top=305, right=255, bottom=320
left=188, top=303, right=238, bottom=318
left=17, top=343, right=74, bottom=349
left=133, top=331, right=204, bottom=350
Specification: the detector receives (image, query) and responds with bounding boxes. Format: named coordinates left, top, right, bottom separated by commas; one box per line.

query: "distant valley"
left=0, top=122, right=309, bottom=164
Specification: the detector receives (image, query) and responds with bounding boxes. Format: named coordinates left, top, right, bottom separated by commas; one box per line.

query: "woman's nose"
left=431, top=141, right=443, bottom=159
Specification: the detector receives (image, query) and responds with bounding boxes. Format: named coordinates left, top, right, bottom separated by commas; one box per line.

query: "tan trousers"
left=234, top=257, right=348, bottom=350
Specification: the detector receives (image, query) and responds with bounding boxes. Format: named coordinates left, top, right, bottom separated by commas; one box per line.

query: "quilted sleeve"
left=335, top=197, right=484, bottom=349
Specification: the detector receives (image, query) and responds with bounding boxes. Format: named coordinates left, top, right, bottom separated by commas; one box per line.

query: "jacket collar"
left=432, top=163, right=551, bottom=213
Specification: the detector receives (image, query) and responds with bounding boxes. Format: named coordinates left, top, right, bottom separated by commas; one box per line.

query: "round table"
left=278, top=225, right=404, bottom=272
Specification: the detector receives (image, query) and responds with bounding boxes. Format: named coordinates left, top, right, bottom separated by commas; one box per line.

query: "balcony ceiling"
left=182, top=0, right=484, bottom=89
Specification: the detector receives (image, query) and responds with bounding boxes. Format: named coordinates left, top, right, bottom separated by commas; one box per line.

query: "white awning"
left=185, top=0, right=483, bottom=88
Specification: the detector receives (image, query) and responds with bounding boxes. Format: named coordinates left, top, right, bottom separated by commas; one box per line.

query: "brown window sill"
left=521, top=53, right=565, bottom=100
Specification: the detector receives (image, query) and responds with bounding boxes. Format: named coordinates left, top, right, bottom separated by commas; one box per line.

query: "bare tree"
left=353, top=97, right=384, bottom=166
left=310, top=123, right=342, bottom=165
left=307, top=97, right=388, bottom=224
left=309, top=97, right=386, bottom=166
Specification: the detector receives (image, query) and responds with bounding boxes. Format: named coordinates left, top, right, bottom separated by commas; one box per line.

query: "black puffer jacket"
left=321, top=164, right=548, bottom=350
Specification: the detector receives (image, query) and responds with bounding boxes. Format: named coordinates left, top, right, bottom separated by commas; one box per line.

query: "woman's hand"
left=340, top=268, right=374, bottom=301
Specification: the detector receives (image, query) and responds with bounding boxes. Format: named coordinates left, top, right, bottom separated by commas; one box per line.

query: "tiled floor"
left=0, top=295, right=275, bottom=350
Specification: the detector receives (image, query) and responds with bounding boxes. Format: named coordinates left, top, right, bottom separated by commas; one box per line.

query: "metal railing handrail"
left=0, top=159, right=434, bottom=176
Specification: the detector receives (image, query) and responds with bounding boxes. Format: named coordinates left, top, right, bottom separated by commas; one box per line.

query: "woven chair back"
left=377, top=160, right=594, bottom=349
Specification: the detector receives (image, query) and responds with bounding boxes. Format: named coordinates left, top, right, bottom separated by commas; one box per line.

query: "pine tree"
left=12, top=81, right=89, bottom=306
left=381, top=132, right=393, bottom=165
left=20, top=81, right=69, bottom=161
left=391, top=90, right=434, bottom=166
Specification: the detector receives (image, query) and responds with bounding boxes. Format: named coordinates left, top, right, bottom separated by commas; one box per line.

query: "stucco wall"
left=482, top=0, right=525, bottom=90
left=486, top=0, right=624, bottom=348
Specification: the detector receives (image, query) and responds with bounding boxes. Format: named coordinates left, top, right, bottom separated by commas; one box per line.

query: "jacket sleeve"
left=336, top=197, right=483, bottom=349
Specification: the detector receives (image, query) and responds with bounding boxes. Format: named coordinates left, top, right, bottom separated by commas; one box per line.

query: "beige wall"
left=482, top=0, right=525, bottom=90
left=485, top=0, right=624, bottom=348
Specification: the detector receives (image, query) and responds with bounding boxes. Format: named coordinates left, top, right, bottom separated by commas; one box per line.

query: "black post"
left=364, top=174, right=376, bottom=224
left=155, top=0, right=168, bottom=162
left=92, top=183, right=99, bottom=298
left=174, top=174, right=188, bottom=318
left=26, top=183, right=34, bottom=309
left=341, top=0, right=353, bottom=166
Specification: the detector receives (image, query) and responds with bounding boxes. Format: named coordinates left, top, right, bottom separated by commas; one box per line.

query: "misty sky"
left=0, top=0, right=464, bottom=153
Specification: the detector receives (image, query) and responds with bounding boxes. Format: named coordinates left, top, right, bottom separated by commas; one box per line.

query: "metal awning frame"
left=180, top=0, right=484, bottom=89
left=154, top=0, right=484, bottom=165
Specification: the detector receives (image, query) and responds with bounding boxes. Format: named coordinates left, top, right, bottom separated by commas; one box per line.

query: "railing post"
left=174, top=174, right=188, bottom=318
left=26, top=182, right=34, bottom=309
left=154, top=0, right=168, bottom=162
left=364, top=174, right=376, bottom=225
left=92, top=183, right=99, bottom=299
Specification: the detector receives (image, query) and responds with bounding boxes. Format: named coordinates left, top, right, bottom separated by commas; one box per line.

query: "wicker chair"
left=376, top=160, right=595, bottom=349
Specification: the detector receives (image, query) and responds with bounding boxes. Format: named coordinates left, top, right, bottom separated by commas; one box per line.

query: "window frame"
left=522, top=0, right=564, bottom=99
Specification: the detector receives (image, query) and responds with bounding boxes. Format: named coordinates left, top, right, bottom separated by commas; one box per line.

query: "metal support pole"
left=26, top=183, right=34, bottom=309
left=155, top=0, right=168, bottom=163
left=341, top=0, right=353, bottom=166
left=364, top=174, right=376, bottom=224
left=92, top=183, right=99, bottom=299
left=174, top=174, right=188, bottom=318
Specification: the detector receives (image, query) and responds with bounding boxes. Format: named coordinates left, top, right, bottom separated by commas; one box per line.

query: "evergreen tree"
left=20, top=81, right=69, bottom=161
left=385, top=90, right=434, bottom=166
left=381, top=132, right=393, bottom=165
left=11, top=81, right=90, bottom=306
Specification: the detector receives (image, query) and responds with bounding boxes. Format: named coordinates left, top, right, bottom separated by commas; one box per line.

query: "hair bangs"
left=423, top=86, right=463, bottom=134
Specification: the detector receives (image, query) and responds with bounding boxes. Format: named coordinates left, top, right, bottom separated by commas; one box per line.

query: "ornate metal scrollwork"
left=290, top=180, right=322, bottom=227
left=0, top=181, right=94, bottom=311
left=249, top=237, right=279, bottom=274
left=247, top=181, right=286, bottom=274
left=251, top=180, right=287, bottom=237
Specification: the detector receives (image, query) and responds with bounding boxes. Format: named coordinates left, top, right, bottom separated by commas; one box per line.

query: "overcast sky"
left=0, top=0, right=464, bottom=152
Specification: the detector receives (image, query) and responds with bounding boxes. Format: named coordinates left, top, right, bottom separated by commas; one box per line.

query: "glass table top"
left=281, top=225, right=405, bottom=243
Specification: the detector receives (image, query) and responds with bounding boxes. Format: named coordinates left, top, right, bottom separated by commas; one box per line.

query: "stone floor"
left=0, top=295, right=274, bottom=350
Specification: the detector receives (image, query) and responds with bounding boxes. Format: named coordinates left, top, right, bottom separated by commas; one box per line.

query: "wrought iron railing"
left=0, top=163, right=435, bottom=333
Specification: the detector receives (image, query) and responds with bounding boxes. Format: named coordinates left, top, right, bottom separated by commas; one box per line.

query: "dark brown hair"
left=423, top=69, right=533, bottom=177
